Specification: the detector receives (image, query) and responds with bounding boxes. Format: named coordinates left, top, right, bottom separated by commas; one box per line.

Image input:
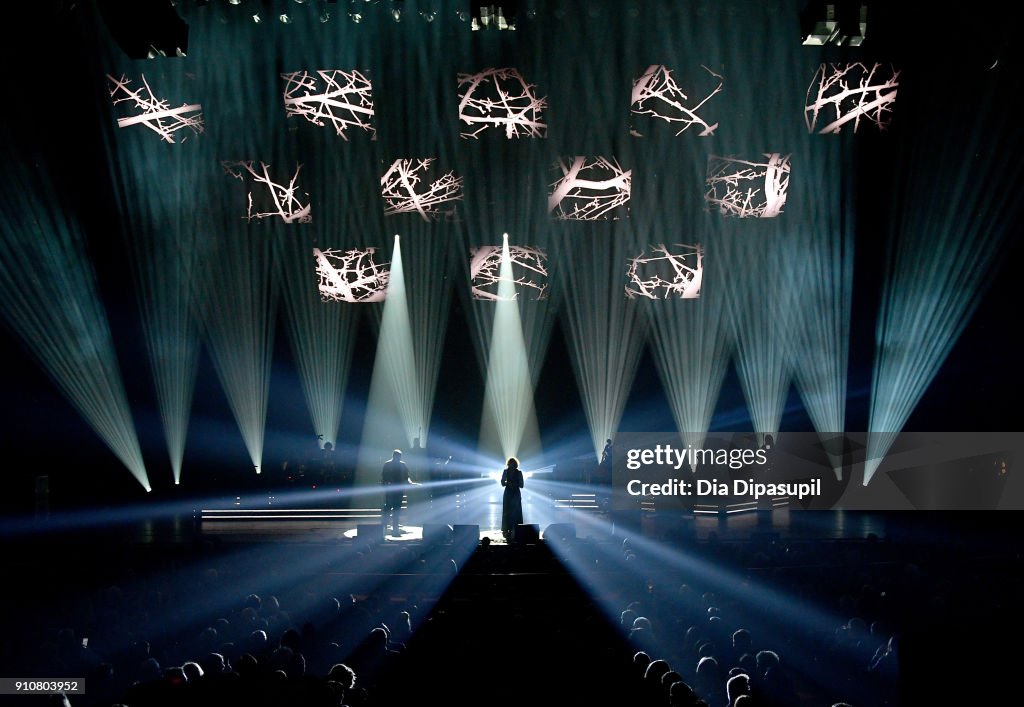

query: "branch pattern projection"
left=625, top=243, right=703, bottom=299
left=705, top=153, right=790, bottom=218
left=548, top=156, right=632, bottom=220
left=222, top=161, right=312, bottom=223
left=630, top=64, right=723, bottom=137
left=380, top=158, right=464, bottom=221
left=805, top=62, right=900, bottom=134
left=107, top=74, right=204, bottom=143
left=470, top=245, right=548, bottom=301
left=281, top=69, right=376, bottom=139
left=314, top=247, right=390, bottom=303
left=457, top=67, right=547, bottom=139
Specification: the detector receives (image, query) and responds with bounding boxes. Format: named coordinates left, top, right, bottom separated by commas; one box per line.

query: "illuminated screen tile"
left=107, top=73, right=203, bottom=143
left=282, top=69, right=375, bottom=139
left=626, top=243, right=703, bottom=299
left=630, top=64, right=723, bottom=137
left=705, top=153, right=790, bottom=219
left=314, top=248, right=389, bottom=303
left=457, top=67, right=547, bottom=139
left=381, top=159, right=464, bottom=222
left=470, top=245, right=549, bottom=301
left=549, top=156, right=632, bottom=221
left=222, top=161, right=312, bottom=223
left=805, top=62, right=899, bottom=134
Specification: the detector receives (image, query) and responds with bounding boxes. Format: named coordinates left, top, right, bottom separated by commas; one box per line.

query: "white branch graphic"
left=381, top=158, right=464, bottom=221
left=548, top=156, right=632, bottom=221
left=470, top=245, right=548, bottom=301
left=457, top=67, right=547, bottom=139
left=314, top=248, right=389, bottom=303
left=222, top=161, right=312, bottom=223
left=625, top=243, right=703, bottom=299
left=805, top=62, right=900, bottom=134
left=705, top=153, right=791, bottom=218
left=282, top=69, right=376, bottom=139
left=630, top=64, right=723, bottom=137
left=107, top=73, right=203, bottom=143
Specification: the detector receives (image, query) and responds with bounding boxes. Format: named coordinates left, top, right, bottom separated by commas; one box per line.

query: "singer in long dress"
left=500, top=457, right=524, bottom=540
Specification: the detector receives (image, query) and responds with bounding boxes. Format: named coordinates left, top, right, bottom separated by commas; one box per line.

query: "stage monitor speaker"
left=515, top=523, right=540, bottom=544
left=423, top=523, right=453, bottom=545
left=357, top=524, right=384, bottom=544
left=452, top=524, right=480, bottom=546
left=543, top=523, right=576, bottom=542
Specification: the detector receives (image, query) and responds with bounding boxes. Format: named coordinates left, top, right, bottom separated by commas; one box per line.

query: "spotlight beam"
left=104, top=127, right=203, bottom=485
left=788, top=169, right=854, bottom=475
left=355, top=236, right=427, bottom=489
left=480, top=234, right=541, bottom=461
left=399, top=224, right=454, bottom=447
left=280, top=235, right=358, bottom=448
left=647, top=242, right=732, bottom=462
left=560, top=226, right=646, bottom=460
left=727, top=233, right=795, bottom=443
left=865, top=77, right=1022, bottom=484
left=200, top=231, right=279, bottom=474
left=0, top=157, right=150, bottom=491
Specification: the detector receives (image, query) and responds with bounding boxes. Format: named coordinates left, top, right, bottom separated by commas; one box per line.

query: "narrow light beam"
left=726, top=233, right=795, bottom=444
left=104, top=112, right=203, bottom=485
left=646, top=242, right=732, bottom=465
left=865, top=76, right=1021, bottom=484
left=281, top=235, right=358, bottom=448
left=355, top=236, right=422, bottom=487
left=200, top=231, right=278, bottom=474
left=0, top=158, right=150, bottom=491
left=560, top=225, right=646, bottom=460
left=480, top=235, right=540, bottom=461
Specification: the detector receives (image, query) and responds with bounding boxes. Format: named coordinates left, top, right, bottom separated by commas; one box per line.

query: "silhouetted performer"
left=500, top=457, right=524, bottom=540
left=320, top=441, right=338, bottom=487
left=382, top=450, right=411, bottom=535
left=596, top=438, right=614, bottom=510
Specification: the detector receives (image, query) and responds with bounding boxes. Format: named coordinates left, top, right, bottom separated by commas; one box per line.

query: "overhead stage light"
left=801, top=2, right=868, bottom=46
left=471, top=1, right=518, bottom=31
